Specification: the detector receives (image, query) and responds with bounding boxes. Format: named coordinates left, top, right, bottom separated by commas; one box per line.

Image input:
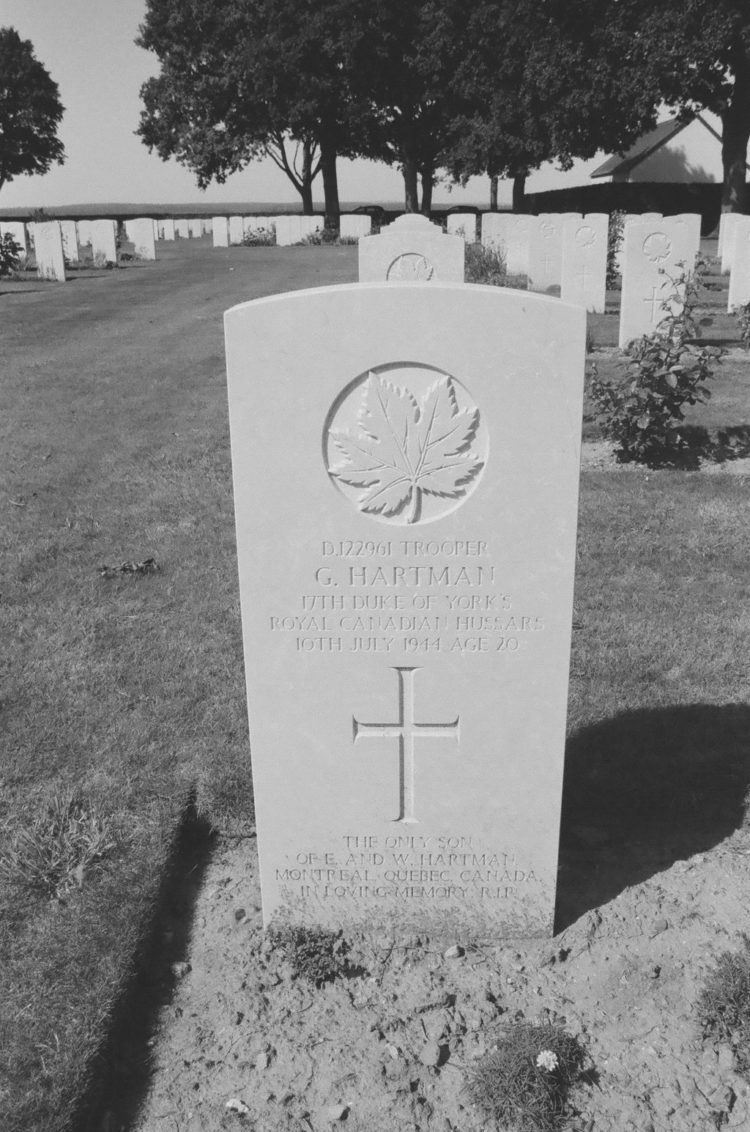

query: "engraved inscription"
left=387, top=253, right=435, bottom=280
left=352, top=666, right=459, bottom=824
left=325, top=365, right=487, bottom=525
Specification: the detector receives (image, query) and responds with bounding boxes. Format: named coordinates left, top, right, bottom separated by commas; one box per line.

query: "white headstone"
left=727, top=216, right=750, bottom=310
left=162, top=219, right=176, bottom=241
left=527, top=214, right=566, bottom=292
left=359, top=215, right=464, bottom=282
left=446, top=213, right=477, bottom=242
left=77, top=220, right=93, bottom=247
left=721, top=213, right=743, bottom=274
left=340, top=214, right=372, bottom=240
left=213, top=216, right=230, bottom=248
left=275, top=216, right=303, bottom=246
left=202, top=217, right=213, bottom=235
left=175, top=219, right=190, bottom=239
left=560, top=214, right=608, bottom=312
left=619, top=221, right=686, bottom=348
left=188, top=218, right=202, bottom=239
left=129, top=217, right=157, bottom=260
left=31, top=221, right=66, bottom=281
left=480, top=213, right=511, bottom=250
left=0, top=221, right=28, bottom=257
left=90, top=219, right=117, bottom=265
left=504, top=215, right=535, bottom=277
left=59, top=220, right=79, bottom=264
left=669, top=213, right=701, bottom=270
left=300, top=216, right=324, bottom=240
left=228, top=216, right=245, bottom=245
left=224, top=281, right=586, bottom=935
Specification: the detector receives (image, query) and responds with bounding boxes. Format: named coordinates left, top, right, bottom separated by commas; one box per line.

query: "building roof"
left=590, top=114, right=721, bottom=179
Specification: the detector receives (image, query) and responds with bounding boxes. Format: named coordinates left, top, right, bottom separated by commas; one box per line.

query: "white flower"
left=535, top=1049, right=559, bottom=1072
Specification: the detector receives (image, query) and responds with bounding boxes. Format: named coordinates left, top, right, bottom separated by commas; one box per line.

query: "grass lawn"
left=2, top=238, right=750, bottom=1131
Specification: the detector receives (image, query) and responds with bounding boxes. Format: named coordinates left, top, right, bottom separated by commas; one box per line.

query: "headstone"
left=721, top=213, right=743, bottom=274
left=618, top=220, right=686, bottom=348
left=77, top=219, right=93, bottom=247
left=229, top=216, right=245, bottom=245
left=669, top=213, right=701, bottom=270
left=480, top=212, right=511, bottom=250
left=446, top=213, right=477, bottom=242
left=202, top=217, right=213, bottom=235
left=90, top=219, right=117, bottom=265
left=340, top=214, right=372, bottom=240
left=527, top=213, right=566, bottom=292
left=175, top=219, right=190, bottom=239
left=162, top=219, right=176, bottom=241
left=0, top=221, right=28, bottom=258
left=641, top=212, right=663, bottom=222
left=560, top=213, right=608, bottom=312
left=300, top=216, right=324, bottom=240
left=59, top=220, right=79, bottom=264
left=129, top=217, right=156, bottom=260
left=504, top=215, right=535, bottom=277
left=275, top=216, right=303, bottom=246
left=30, top=221, right=66, bottom=281
left=727, top=216, right=750, bottom=310
left=359, top=215, right=464, bottom=282
left=224, top=281, right=586, bottom=936
left=213, top=216, right=230, bottom=247
left=188, top=218, right=202, bottom=239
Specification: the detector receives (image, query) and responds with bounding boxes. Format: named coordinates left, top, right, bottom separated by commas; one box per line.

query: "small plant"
left=299, top=226, right=339, bottom=246
left=697, top=936, right=750, bottom=1078
left=0, top=232, right=22, bottom=277
left=464, top=1020, right=587, bottom=1132
left=0, top=791, right=118, bottom=898
left=242, top=226, right=276, bottom=247
left=733, top=300, right=750, bottom=350
left=268, top=924, right=349, bottom=986
left=607, top=210, right=625, bottom=289
left=464, top=241, right=507, bottom=285
left=590, top=261, right=723, bottom=466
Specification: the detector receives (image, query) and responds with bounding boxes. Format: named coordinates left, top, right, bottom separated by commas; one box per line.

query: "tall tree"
left=0, top=27, right=65, bottom=192
left=137, top=0, right=356, bottom=226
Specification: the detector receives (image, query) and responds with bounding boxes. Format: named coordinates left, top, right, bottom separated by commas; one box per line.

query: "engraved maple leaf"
left=328, top=373, right=483, bottom=523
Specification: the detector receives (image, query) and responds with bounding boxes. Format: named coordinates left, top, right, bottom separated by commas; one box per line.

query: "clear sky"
left=0, top=0, right=605, bottom=210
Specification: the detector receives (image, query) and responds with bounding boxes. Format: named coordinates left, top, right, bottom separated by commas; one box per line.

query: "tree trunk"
left=402, top=156, right=419, bottom=212
left=319, top=134, right=340, bottom=231
left=300, top=140, right=314, bottom=214
left=721, top=44, right=750, bottom=212
left=489, top=175, right=498, bottom=211
left=512, top=171, right=527, bottom=212
left=420, top=167, right=433, bottom=214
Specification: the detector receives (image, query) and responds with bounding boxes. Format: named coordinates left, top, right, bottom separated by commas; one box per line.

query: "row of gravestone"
left=358, top=213, right=702, bottom=349
left=211, top=214, right=374, bottom=247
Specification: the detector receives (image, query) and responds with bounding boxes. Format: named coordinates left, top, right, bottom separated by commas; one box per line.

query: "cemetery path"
left=130, top=823, right=750, bottom=1132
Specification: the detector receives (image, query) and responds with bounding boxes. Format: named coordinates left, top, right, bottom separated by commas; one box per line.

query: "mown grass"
left=2, top=240, right=750, bottom=1130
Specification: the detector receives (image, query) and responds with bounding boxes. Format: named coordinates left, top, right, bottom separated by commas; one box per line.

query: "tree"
left=0, top=27, right=65, bottom=192
left=442, top=0, right=661, bottom=210
left=137, top=0, right=359, bottom=226
left=594, top=0, right=750, bottom=212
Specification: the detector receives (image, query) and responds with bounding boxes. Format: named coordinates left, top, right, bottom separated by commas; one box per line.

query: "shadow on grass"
left=556, top=703, right=750, bottom=931
left=73, top=795, right=217, bottom=1132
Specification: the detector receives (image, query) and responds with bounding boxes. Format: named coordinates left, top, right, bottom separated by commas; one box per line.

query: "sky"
left=0, top=0, right=607, bottom=210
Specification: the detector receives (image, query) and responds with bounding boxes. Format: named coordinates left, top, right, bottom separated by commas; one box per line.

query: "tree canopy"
left=0, top=27, right=65, bottom=192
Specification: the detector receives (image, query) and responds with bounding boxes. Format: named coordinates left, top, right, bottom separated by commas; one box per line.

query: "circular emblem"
left=387, top=254, right=435, bottom=281
left=574, top=225, right=596, bottom=248
left=642, top=232, right=672, bottom=263
left=323, top=363, right=488, bottom=525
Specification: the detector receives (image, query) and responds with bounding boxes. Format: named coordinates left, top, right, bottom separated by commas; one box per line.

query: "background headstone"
left=59, top=220, right=79, bottom=264
left=619, top=220, right=685, bottom=348
left=721, top=213, right=742, bottom=275
left=728, top=216, right=750, bottom=310
left=213, top=216, right=230, bottom=247
left=669, top=213, right=701, bottom=270
left=90, top=219, right=117, bottom=265
left=1, top=220, right=28, bottom=259
left=340, top=214, right=372, bottom=240
left=228, top=216, right=244, bottom=245
left=527, top=213, right=566, bottom=292
left=224, top=281, right=586, bottom=936
left=504, top=215, right=535, bottom=277
left=480, top=213, right=510, bottom=251
left=129, top=217, right=157, bottom=260
left=359, top=215, right=464, bottom=282
left=175, top=219, right=190, bottom=239
left=560, top=213, right=608, bottom=312
left=76, top=219, right=93, bottom=247
left=30, top=221, right=66, bottom=281
left=188, top=218, right=202, bottom=239
left=446, top=213, right=477, bottom=242
left=161, top=219, right=176, bottom=241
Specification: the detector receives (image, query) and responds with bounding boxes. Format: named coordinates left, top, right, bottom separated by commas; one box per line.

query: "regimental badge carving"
left=387, top=253, right=435, bottom=280
left=324, top=364, right=487, bottom=525
left=575, top=225, right=596, bottom=247
left=642, top=232, right=672, bottom=263
left=541, top=222, right=556, bottom=239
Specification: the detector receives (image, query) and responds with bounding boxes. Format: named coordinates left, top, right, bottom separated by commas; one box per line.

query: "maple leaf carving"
left=328, top=372, right=483, bottom=523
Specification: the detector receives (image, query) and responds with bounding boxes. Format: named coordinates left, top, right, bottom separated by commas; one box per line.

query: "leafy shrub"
left=607, top=210, right=625, bottom=289
left=0, top=791, right=118, bottom=899
left=697, top=936, right=750, bottom=1078
left=242, top=225, right=276, bottom=247
left=299, top=225, right=338, bottom=245
left=464, top=1021, right=587, bottom=1132
left=0, top=232, right=22, bottom=277
left=733, top=300, right=750, bottom=350
left=590, top=262, right=723, bottom=467
left=464, top=241, right=507, bottom=285
left=268, top=924, right=349, bottom=986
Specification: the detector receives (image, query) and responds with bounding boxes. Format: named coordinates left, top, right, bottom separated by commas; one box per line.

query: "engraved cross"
left=576, top=264, right=592, bottom=288
left=643, top=285, right=663, bottom=323
left=352, top=667, right=459, bottom=824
